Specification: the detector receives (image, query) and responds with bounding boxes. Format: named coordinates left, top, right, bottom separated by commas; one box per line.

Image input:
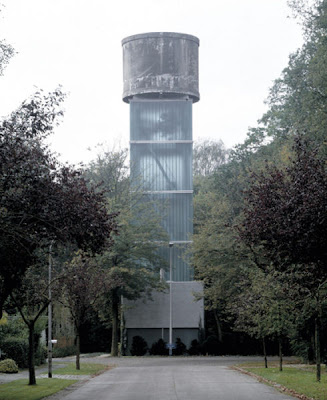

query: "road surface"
left=48, top=356, right=296, bottom=400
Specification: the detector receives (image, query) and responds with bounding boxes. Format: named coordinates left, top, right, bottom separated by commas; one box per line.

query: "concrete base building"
left=122, top=32, right=204, bottom=353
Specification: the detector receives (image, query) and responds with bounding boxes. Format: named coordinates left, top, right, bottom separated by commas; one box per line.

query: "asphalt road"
left=49, top=356, right=296, bottom=400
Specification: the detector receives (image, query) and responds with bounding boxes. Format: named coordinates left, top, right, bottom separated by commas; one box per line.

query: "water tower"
left=122, top=32, right=204, bottom=353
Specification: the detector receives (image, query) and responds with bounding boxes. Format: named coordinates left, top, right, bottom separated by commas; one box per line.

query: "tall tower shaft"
left=122, top=32, right=203, bottom=352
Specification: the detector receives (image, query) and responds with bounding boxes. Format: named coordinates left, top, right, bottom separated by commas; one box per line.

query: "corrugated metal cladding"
left=142, top=193, right=193, bottom=241
left=158, top=244, right=193, bottom=281
left=130, top=101, right=192, bottom=141
left=130, top=99, right=193, bottom=282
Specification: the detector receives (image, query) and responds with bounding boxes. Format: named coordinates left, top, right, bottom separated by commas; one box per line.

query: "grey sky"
left=0, top=0, right=304, bottom=164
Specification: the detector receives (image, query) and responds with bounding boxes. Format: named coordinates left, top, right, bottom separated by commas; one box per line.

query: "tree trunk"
left=76, top=330, right=81, bottom=370
left=213, top=309, right=223, bottom=343
left=262, top=337, right=268, bottom=368
left=28, top=322, right=36, bottom=385
left=111, top=292, right=120, bottom=357
left=315, top=317, right=321, bottom=382
left=278, top=337, right=283, bottom=372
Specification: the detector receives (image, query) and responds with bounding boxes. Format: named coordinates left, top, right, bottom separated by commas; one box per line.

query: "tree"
left=193, top=139, right=228, bottom=177
left=232, top=266, right=296, bottom=370
left=60, top=251, right=119, bottom=369
left=0, top=5, right=15, bottom=76
left=9, top=260, right=60, bottom=385
left=239, top=136, right=327, bottom=381
left=86, top=147, right=168, bottom=356
left=192, top=194, right=243, bottom=343
left=0, top=89, right=117, bottom=318
left=261, top=0, right=327, bottom=152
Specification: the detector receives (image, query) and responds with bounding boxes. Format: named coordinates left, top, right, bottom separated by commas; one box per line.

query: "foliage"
left=52, top=345, right=77, bottom=358
left=149, top=339, right=168, bottom=356
left=0, top=337, right=44, bottom=369
left=188, top=339, right=202, bottom=356
left=130, top=336, right=148, bottom=356
left=202, top=335, right=221, bottom=355
left=60, top=251, right=117, bottom=369
left=1, top=337, right=28, bottom=368
left=0, top=89, right=117, bottom=318
left=240, top=136, right=327, bottom=273
left=0, top=379, right=77, bottom=400
left=86, top=147, right=168, bottom=356
left=8, top=256, right=61, bottom=383
left=238, top=135, right=327, bottom=379
left=261, top=0, right=327, bottom=152
left=232, top=267, right=295, bottom=340
left=174, top=338, right=186, bottom=356
left=0, top=5, right=15, bottom=76
left=0, top=359, right=18, bottom=373
left=0, top=315, right=27, bottom=344
left=193, top=139, right=228, bottom=177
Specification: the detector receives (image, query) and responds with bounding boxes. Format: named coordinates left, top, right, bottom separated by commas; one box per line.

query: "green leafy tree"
left=86, top=147, right=168, bottom=356
left=193, top=139, right=228, bottom=177
left=261, top=0, right=327, bottom=151
left=9, top=262, right=59, bottom=385
left=60, top=251, right=119, bottom=369
left=232, top=266, right=297, bottom=370
left=239, top=136, right=327, bottom=381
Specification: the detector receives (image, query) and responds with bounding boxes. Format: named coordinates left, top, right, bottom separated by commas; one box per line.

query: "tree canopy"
left=0, top=90, right=117, bottom=317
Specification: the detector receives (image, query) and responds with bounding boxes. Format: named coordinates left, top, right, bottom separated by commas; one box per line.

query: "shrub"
left=149, top=338, right=168, bottom=356
left=52, top=345, right=77, bottom=358
left=188, top=339, right=202, bottom=355
left=174, top=338, right=186, bottom=356
left=202, top=335, right=220, bottom=355
left=1, top=337, right=29, bottom=368
left=130, top=336, right=148, bottom=356
left=1, top=335, right=47, bottom=368
left=0, top=359, right=19, bottom=373
left=35, top=345, right=47, bottom=365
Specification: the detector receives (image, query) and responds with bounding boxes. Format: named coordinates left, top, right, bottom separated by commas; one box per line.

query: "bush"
left=174, top=338, right=186, bottom=355
left=188, top=339, right=202, bottom=355
left=1, top=335, right=47, bottom=368
left=130, top=336, right=148, bottom=356
left=202, top=335, right=220, bottom=355
left=0, top=359, right=18, bottom=373
left=149, top=339, right=168, bottom=356
left=1, top=337, right=29, bottom=368
left=35, top=344, right=47, bottom=365
left=52, top=345, right=77, bottom=358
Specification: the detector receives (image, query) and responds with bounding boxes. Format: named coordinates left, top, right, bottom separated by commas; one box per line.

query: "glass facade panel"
left=143, top=193, right=193, bottom=242
left=131, top=143, right=192, bottom=191
left=130, top=99, right=193, bottom=282
left=130, top=101, right=192, bottom=141
left=159, top=244, right=193, bottom=282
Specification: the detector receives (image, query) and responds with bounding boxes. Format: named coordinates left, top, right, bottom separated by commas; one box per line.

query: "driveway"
left=47, top=356, right=296, bottom=400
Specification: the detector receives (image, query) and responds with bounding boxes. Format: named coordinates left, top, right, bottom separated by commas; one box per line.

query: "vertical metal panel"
left=130, top=99, right=193, bottom=282
left=130, top=101, right=192, bottom=141
left=131, top=143, right=192, bottom=191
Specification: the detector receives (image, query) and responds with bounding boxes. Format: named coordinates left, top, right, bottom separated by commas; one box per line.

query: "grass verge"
left=0, top=378, right=77, bottom=400
left=53, top=362, right=111, bottom=376
left=238, top=365, right=327, bottom=400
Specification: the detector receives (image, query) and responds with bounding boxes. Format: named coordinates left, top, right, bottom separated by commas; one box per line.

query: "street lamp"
left=169, top=242, right=173, bottom=356
left=48, top=241, right=54, bottom=378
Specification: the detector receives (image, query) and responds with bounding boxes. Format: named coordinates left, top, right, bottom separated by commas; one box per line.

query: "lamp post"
left=48, top=241, right=53, bottom=378
left=169, top=242, right=173, bottom=356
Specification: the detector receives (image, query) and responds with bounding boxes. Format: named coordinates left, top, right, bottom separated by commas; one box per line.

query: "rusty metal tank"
left=122, top=32, right=199, bottom=103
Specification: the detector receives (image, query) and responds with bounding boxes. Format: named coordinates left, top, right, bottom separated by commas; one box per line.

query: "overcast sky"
left=0, top=0, right=304, bottom=165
